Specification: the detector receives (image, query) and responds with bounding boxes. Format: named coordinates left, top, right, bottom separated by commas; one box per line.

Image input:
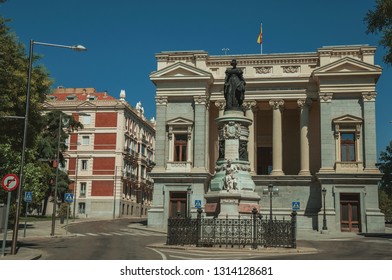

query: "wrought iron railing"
left=167, top=209, right=297, bottom=249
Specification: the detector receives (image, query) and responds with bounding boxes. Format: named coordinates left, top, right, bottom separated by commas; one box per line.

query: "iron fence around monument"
left=166, top=209, right=297, bottom=249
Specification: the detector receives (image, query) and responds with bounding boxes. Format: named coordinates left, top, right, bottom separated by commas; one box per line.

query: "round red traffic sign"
left=1, top=174, right=19, bottom=192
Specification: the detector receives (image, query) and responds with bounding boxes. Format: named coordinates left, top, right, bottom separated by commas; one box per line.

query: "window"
left=167, top=117, right=193, bottom=167
left=80, top=182, right=87, bottom=197
left=174, top=134, right=187, bottom=162
left=78, top=203, right=86, bottom=214
left=82, top=115, right=91, bottom=125
left=66, top=95, right=76, bottom=101
left=333, top=115, right=363, bottom=172
left=341, top=133, right=355, bottom=161
left=82, top=135, right=90, bottom=145
left=81, top=160, right=88, bottom=170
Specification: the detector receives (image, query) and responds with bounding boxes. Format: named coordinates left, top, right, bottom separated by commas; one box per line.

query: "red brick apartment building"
left=44, top=87, right=156, bottom=219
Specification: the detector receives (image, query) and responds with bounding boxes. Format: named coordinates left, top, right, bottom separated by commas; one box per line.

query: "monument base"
left=204, top=190, right=260, bottom=218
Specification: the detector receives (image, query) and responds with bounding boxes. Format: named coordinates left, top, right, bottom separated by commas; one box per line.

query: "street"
left=18, top=219, right=392, bottom=260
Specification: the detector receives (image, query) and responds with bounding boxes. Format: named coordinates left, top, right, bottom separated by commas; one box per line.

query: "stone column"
left=155, top=96, right=168, bottom=169
left=215, top=100, right=226, bottom=117
left=194, top=96, right=208, bottom=169
left=243, top=100, right=257, bottom=174
left=297, top=98, right=312, bottom=175
left=362, top=92, right=378, bottom=172
left=319, top=92, right=335, bottom=173
left=269, top=100, right=285, bottom=176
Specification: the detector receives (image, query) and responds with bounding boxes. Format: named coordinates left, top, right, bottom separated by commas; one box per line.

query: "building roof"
left=48, top=87, right=116, bottom=101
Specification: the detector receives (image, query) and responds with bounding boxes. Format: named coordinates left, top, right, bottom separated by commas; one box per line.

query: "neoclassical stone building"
left=147, top=45, right=385, bottom=234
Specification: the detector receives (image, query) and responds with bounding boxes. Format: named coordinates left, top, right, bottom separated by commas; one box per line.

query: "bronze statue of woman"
left=224, top=59, right=246, bottom=111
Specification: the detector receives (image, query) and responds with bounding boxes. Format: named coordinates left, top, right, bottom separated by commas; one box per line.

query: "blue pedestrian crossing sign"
left=24, top=191, right=33, bottom=203
left=64, top=193, right=74, bottom=203
left=292, top=201, right=300, bottom=211
left=194, top=200, right=202, bottom=209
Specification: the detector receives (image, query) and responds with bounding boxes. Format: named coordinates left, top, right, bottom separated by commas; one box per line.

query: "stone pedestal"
left=205, top=110, right=260, bottom=217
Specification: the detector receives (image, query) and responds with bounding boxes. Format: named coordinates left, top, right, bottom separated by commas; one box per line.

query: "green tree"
left=37, top=110, right=83, bottom=215
left=365, top=0, right=392, bottom=65
left=376, top=141, right=392, bottom=222
left=376, top=141, right=392, bottom=196
left=0, top=14, right=52, bottom=211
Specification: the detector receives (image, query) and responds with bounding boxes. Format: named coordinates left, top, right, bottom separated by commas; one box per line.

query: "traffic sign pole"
left=1, top=174, right=19, bottom=256
left=1, top=192, right=12, bottom=256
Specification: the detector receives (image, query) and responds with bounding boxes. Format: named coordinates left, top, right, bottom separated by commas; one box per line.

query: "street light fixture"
left=322, top=187, right=328, bottom=231
left=11, top=40, right=86, bottom=254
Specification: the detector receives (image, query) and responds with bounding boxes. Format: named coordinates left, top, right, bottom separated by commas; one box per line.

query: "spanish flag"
left=257, top=23, right=263, bottom=44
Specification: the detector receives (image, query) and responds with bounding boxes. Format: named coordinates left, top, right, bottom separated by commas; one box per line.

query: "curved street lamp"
left=11, top=40, right=86, bottom=255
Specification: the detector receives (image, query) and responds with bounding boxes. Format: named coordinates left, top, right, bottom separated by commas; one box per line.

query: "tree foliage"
left=376, top=141, right=392, bottom=221
left=365, top=0, right=392, bottom=65
left=376, top=141, right=392, bottom=196
left=0, top=14, right=84, bottom=217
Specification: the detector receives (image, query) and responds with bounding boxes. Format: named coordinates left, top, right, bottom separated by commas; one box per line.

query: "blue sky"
left=1, top=0, right=391, bottom=156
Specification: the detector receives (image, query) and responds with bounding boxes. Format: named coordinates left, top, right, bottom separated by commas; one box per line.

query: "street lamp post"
left=50, top=113, right=63, bottom=236
left=322, top=187, right=328, bottom=231
left=268, top=183, right=273, bottom=221
left=187, top=186, right=192, bottom=219
left=11, top=40, right=86, bottom=254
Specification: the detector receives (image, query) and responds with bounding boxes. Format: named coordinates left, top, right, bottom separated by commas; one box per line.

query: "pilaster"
left=319, top=92, right=335, bottom=173
left=154, top=96, right=168, bottom=169
left=362, top=92, right=379, bottom=173
left=194, top=96, right=208, bottom=169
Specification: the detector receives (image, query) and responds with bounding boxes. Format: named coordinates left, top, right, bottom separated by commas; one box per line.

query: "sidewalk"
left=0, top=218, right=80, bottom=260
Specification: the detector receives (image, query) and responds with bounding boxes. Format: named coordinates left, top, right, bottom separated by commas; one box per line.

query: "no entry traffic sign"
left=1, top=174, right=19, bottom=192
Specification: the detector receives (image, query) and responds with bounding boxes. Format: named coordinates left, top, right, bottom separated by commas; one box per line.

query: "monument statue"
left=224, top=59, right=246, bottom=110
left=223, top=160, right=238, bottom=191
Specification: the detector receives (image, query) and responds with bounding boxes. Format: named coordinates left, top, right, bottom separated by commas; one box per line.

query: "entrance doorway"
left=169, top=192, right=187, bottom=218
left=340, top=193, right=361, bottom=232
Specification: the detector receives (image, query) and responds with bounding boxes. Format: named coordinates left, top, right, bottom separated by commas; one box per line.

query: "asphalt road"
left=20, top=219, right=392, bottom=260
left=28, top=219, right=167, bottom=260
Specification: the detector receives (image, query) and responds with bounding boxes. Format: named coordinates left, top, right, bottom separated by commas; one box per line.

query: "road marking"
left=148, top=248, right=167, bottom=260
left=85, top=233, right=99, bottom=236
left=110, top=232, right=125, bottom=236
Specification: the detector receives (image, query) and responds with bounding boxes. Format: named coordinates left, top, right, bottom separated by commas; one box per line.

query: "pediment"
left=42, top=101, right=56, bottom=108
left=150, top=62, right=213, bottom=79
left=77, top=101, right=97, bottom=108
left=333, top=114, right=363, bottom=124
left=313, top=57, right=382, bottom=76
left=167, top=117, right=193, bottom=127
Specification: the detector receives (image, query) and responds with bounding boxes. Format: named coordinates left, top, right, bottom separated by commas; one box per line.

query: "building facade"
left=44, top=87, right=156, bottom=219
left=148, top=45, right=385, bottom=234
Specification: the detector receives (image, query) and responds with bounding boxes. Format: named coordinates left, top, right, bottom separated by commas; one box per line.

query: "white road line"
left=110, top=232, right=125, bottom=236
left=85, top=233, right=99, bottom=236
left=148, top=248, right=167, bottom=260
